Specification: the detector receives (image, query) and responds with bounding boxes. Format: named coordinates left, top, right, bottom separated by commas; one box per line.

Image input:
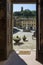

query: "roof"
left=16, top=18, right=34, bottom=21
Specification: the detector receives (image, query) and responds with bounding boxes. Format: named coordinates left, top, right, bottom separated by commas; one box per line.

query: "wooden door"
left=36, top=0, right=43, bottom=64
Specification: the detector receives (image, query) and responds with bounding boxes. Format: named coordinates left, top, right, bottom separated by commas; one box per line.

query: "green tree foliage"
left=14, top=12, right=22, bottom=16
left=13, top=9, right=36, bottom=17
left=32, top=11, right=36, bottom=16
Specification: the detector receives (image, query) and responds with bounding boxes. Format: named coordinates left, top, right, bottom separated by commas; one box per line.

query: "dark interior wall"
left=0, top=0, right=7, bottom=60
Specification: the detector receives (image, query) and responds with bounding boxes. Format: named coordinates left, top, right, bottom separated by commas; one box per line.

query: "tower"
left=21, top=7, right=23, bottom=12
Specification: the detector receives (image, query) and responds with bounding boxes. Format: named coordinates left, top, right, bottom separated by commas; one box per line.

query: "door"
left=36, top=0, right=43, bottom=64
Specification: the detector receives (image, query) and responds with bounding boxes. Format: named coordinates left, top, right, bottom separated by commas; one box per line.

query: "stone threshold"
left=19, top=49, right=31, bottom=55
left=14, top=49, right=35, bottom=55
left=19, top=50, right=31, bottom=55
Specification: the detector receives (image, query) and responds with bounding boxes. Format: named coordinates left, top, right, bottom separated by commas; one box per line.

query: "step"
left=15, top=49, right=31, bottom=55
left=19, top=50, right=31, bottom=55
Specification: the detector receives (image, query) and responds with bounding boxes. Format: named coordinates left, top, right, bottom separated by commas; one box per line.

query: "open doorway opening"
left=12, top=4, right=36, bottom=54
left=5, top=2, right=41, bottom=65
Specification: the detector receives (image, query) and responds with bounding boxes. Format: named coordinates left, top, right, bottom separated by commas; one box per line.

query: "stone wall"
left=0, top=0, right=13, bottom=60
left=6, top=0, right=13, bottom=57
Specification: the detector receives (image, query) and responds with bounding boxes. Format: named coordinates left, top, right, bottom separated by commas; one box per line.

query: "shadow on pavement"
left=14, top=42, right=24, bottom=46
left=4, top=50, right=27, bottom=65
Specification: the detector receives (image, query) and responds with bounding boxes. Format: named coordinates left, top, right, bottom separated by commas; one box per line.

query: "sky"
left=13, top=4, right=36, bottom=12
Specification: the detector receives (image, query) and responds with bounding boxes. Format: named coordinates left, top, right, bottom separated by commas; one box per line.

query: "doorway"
left=12, top=4, right=36, bottom=54
left=10, top=3, right=41, bottom=65
left=0, top=0, right=43, bottom=64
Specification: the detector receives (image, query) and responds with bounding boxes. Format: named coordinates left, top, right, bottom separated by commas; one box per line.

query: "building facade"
left=13, top=17, right=36, bottom=30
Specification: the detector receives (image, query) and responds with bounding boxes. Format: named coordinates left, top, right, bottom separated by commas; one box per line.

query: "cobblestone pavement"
left=13, top=31, right=36, bottom=50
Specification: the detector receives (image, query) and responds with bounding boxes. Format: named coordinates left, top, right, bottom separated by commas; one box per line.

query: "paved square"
left=13, top=31, right=36, bottom=50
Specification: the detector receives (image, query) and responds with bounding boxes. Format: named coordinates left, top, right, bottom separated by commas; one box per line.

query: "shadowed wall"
left=0, top=0, right=7, bottom=60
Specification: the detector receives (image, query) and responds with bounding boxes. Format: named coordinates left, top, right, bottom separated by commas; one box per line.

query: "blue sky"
left=13, top=4, right=36, bottom=12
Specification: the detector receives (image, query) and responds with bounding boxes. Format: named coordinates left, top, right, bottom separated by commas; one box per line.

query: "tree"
left=13, top=9, right=36, bottom=17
